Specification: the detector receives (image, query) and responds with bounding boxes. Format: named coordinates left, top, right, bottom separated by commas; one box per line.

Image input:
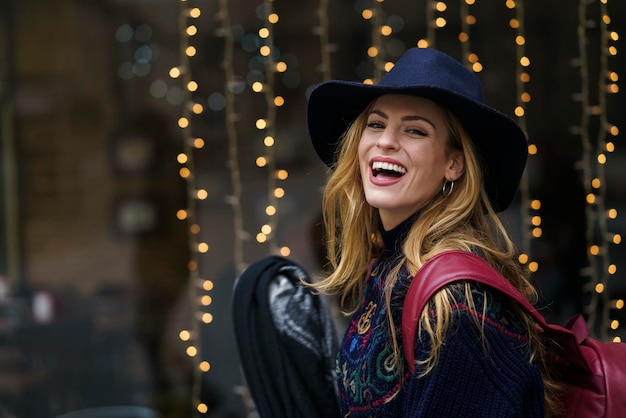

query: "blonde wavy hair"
left=311, top=99, right=563, bottom=417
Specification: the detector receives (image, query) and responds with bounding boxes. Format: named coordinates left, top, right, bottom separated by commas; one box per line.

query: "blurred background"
left=0, top=0, right=625, bottom=417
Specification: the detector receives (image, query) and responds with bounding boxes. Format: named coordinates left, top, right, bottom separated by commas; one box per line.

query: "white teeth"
left=372, top=161, right=406, bottom=174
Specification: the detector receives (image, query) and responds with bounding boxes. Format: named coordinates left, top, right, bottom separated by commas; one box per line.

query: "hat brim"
left=306, top=80, right=528, bottom=212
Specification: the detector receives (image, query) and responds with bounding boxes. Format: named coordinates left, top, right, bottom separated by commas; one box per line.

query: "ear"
left=446, top=151, right=465, bottom=182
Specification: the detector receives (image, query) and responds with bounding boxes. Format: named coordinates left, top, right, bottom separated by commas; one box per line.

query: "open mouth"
left=371, top=161, right=407, bottom=178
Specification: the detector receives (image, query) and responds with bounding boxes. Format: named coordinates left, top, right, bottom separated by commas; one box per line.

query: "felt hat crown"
left=306, top=47, right=528, bottom=212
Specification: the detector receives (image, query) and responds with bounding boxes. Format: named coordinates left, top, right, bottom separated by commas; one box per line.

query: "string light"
left=598, top=0, right=621, bottom=341
left=371, top=0, right=385, bottom=82
left=216, top=0, right=245, bottom=276
left=421, top=2, right=432, bottom=48
left=504, top=0, right=539, bottom=273
left=577, top=0, right=621, bottom=340
left=175, top=0, right=211, bottom=415
left=314, top=0, right=333, bottom=80
left=459, top=0, right=481, bottom=72
left=253, top=0, right=289, bottom=257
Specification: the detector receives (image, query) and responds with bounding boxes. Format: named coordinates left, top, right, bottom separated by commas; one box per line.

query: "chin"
left=365, top=196, right=400, bottom=213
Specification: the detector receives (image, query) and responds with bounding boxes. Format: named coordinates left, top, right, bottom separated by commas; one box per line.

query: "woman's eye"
left=407, top=128, right=427, bottom=136
left=367, top=121, right=384, bottom=129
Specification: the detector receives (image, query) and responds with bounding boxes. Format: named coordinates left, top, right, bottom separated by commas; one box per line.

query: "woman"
left=306, top=48, right=561, bottom=417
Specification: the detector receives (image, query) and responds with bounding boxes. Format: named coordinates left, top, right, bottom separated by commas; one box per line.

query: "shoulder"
left=406, top=281, right=544, bottom=415
left=406, top=289, right=544, bottom=415
left=417, top=282, right=538, bottom=381
left=435, top=281, right=530, bottom=345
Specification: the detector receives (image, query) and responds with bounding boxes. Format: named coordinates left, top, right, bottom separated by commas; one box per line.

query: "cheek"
left=408, top=149, right=448, bottom=182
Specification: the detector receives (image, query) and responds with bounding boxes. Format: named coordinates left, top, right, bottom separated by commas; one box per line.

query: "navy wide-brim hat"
left=306, top=47, right=528, bottom=212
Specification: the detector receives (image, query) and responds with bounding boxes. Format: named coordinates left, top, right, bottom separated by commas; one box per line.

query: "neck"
left=380, top=211, right=420, bottom=257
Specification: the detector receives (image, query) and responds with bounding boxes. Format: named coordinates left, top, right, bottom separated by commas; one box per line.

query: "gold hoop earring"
left=442, top=180, right=454, bottom=197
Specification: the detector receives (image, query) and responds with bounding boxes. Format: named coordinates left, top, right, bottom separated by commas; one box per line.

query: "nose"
left=376, top=128, right=399, bottom=150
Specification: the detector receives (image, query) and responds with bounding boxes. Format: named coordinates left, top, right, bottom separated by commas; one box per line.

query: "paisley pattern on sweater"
left=337, top=266, right=404, bottom=410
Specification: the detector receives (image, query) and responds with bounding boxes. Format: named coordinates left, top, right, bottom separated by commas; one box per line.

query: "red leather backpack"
left=402, top=250, right=626, bottom=417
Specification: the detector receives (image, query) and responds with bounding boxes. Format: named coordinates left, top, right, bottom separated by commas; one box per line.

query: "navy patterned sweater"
left=336, top=216, right=545, bottom=417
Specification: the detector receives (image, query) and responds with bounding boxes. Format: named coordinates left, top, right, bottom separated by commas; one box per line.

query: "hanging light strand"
left=593, top=0, right=612, bottom=340
left=419, top=1, right=447, bottom=49
left=422, top=0, right=437, bottom=48
left=176, top=1, right=208, bottom=415
left=263, top=1, right=278, bottom=254
left=597, top=0, right=622, bottom=342
left=360, top=0, right=384, bottom=83
left=371, top=0, right=384, bottom=82
left=254, top=1, right=289, bottom=257
left=316, top=0, right=332, bottom=81
left=219, top=0, right=245, bottom=276
left=576, top=0, right=622, bottom=341
left=576, top=0, right=600, bottom=332
left=582, top=0, right=621, bottom=341
left=506, top=1, right=538, bottom=272
left=459, top=0, right=482, bottom=73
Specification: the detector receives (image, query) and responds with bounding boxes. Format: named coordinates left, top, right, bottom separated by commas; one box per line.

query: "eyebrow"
left=369, top=109, right=437, bottom=129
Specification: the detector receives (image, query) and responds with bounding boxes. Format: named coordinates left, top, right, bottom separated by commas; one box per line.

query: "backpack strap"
left=401, top=250, right=590, bottom=374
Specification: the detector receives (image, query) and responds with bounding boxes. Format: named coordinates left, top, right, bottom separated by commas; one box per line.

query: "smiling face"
left=358, top=94, right=465, bottom=230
